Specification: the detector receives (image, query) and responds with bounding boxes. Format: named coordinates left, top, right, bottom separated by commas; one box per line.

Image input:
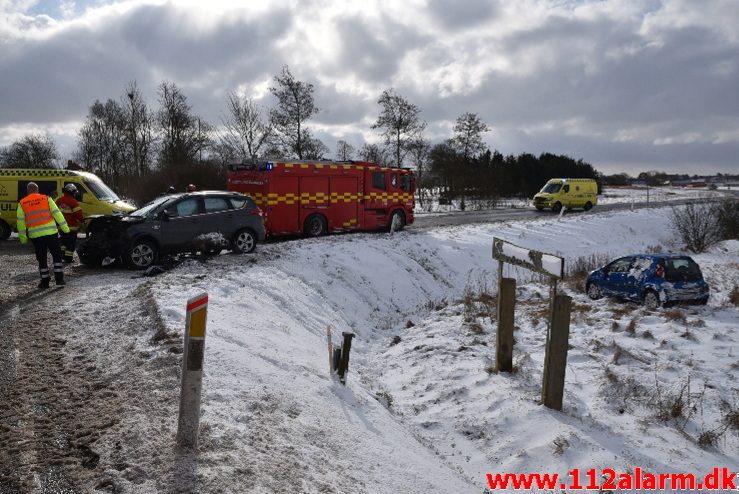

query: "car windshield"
left=542, top=183, right=561, bottom=193
left=130, top=196, right=173, bottom=217
left=83, top=178, right=120, bottom=202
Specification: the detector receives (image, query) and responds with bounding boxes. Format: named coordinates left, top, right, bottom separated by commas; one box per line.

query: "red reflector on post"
left=187, top=295, right=208, bottom=312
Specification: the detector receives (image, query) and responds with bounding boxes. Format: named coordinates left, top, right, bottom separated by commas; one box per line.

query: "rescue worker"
left=186, top=184, right=197, bottom=192
left=16, top=182, right=70, bottom=288
left=56, top=183, right=85, bottom=263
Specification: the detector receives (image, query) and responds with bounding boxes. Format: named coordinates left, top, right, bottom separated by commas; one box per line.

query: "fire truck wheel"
left=389, top=210, right=405, bottom=232
left=304, top=215, right=327, bottom=237
left=232, top=228, right=257, bottom=253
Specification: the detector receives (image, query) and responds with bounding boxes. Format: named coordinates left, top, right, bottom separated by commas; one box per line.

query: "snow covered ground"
left=147, top=206, right=738, bottom=492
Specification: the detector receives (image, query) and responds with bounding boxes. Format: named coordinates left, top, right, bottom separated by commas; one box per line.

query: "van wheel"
left=552, top=202, right=563, bottom=213
left=0, top=220, right=10, bottom=240
left=643, top=290, right=661, bottom=310
left=126, top=239, right=158, bottom=269
left=304, top=214, right=327, bottom=237
left=389, top=210, right=405, bottom=232
left=584, top=201, right=593, bottom=211
left=232, top=229, right=257, bottom=253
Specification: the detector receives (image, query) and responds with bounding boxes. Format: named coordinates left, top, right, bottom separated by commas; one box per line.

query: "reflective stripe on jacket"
left=56, top=194, right=85, bottom=231
left=17, top=193, right=70, bottom=239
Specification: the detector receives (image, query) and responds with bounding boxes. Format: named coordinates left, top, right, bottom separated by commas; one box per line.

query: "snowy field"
left=415, top=186, right=729, bottom=214
left=145, top=206, right=738, bottom=493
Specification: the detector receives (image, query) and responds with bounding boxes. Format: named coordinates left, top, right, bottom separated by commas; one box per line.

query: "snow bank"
left=151, top=207, right=738, bottom=492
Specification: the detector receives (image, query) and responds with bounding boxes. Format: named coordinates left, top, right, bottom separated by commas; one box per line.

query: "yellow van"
left=533, top=178, right=598, bottom=212
left=0, top=168, right=136, bottom=240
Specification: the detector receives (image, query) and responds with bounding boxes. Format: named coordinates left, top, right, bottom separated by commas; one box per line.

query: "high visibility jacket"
left=16, top=193, right=70, bottom=241
left=56, top=193, right=85, bottom=231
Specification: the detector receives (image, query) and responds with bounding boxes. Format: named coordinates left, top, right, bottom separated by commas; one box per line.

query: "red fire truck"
left=227, top=160, right=415, bottom=237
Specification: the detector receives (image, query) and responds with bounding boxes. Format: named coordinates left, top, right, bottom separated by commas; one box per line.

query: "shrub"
left=729, top=286, right=739, bottom=307
left=670, top=199, right=739, bottom=253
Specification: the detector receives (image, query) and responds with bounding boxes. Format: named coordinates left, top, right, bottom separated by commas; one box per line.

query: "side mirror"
left=158, top=210, right=172, bottom=221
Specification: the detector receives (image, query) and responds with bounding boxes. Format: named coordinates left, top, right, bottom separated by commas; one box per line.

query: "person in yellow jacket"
left=16, top=182, right=70, bottom=289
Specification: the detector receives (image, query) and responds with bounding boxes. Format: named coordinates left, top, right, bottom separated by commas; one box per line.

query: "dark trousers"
left=60, top=231, right=77, bottom=263
left=31, top=234, right=64, bottom=285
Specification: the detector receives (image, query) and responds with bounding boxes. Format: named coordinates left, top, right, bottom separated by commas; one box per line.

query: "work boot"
left=55, top=274, right=65, bottom=286
left=38, top=279, right=50, bottom=289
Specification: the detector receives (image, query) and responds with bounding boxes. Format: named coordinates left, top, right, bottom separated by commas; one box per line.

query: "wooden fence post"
left=541, top=294, right=572, bottom=411
left=337, top=332, right=355, bottom=384
left=496, top=277, right=516, bottom=372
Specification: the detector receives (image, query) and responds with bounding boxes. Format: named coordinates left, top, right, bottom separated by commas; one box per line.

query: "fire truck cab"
left=227, top=160, right=415, bottom=237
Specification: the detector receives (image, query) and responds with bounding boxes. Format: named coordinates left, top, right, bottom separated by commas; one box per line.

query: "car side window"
left=563, top=184, right=570, bottom=193
left=171, top=198, right=199, bottom=217
left=204, top=197, right=230, bottom=212
left=607, top=257, right=632, bottom=273
left=229, top=197, right=247, bottom=209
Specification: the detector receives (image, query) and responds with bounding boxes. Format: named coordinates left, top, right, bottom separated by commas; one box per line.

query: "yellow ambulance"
left=533, top=178, right=598, bottom=212
left=0, top=168, right=136, bottom=240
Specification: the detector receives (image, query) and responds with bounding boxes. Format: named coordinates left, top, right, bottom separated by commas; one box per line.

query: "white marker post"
left=176, top=292, right=208, bottom=449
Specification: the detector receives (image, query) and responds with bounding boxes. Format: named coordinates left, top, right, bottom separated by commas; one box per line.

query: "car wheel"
left=584, top=201, right=593, bottom=211
left=535, top=206, right=544, bottom=211
left=0, top=220, right=10, bottom=240
left=643, top=290, right=660, bottom=310
left=304, top=214, right=327, bottom=237
left=586, top=283, right=602, bottom=300
left=389, top=210, right=405, bottom=232
left=232, top=229, right=257, bottom=253
left=552, top=202, right=563, bottom=213
left=126, top=239, right=158, bottom=269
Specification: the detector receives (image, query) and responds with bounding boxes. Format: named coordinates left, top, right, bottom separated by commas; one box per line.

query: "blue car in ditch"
left=586, top=254, right=709, bottom=309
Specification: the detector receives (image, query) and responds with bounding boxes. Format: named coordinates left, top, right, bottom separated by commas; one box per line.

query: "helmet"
left=63, top=183, right=77, bottom=194
left=167, top=186, right=176, bottom=193
left=186, top=184, right=197, bottom=192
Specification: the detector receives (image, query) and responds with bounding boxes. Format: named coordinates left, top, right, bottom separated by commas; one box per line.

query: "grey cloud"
left=426, top=0, right=498, bottom=28
left=0, top=3, right=293, bottom=126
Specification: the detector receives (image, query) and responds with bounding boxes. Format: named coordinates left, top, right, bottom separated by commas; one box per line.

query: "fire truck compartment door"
left=330, top=177, right=359, bottom=230
left=271, top=176, right=300, bottom=234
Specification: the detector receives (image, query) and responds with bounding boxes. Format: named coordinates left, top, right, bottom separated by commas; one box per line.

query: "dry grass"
left=625, top=317, right=638, bottom=335
left=566, top=253, right=611, bottom=292
left=664, top=308, right=687, bottom=323
left=610, top=305, right=633, bottom=318
left=390, top=335, right=401, bottom=346
left=729, top=285, right=739, bottom=307
left=468, top=322, right=485, bottom=335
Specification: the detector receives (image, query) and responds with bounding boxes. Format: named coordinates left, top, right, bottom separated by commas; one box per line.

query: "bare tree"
left=302, top=132, right=329, bottom=160
left=0, top=134, right=59, bottom=168
left=670, top=202, right=723, bottom=253
left=269, top=66, right=319, bottom=160
left=336, top=140, right=355, bottom=161
left=122, top=81, right=154, bottom=177
left=407, top=137, right=430, bottom=207
left=452, top=112, right=489, bottom=161
left=220, top=91, right=272, bottom=162
left=372, top=88, right=426, bottom=167
left=157, top=81, right=212, bottom=168
left=77, top=99, right=127, bottom=187
left=357, top=142, right=389, bottom=165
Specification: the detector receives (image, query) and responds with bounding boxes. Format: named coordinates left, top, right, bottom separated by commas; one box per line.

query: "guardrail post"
left=176, top=292, right=208, bottom=449
left=337, top=332, right=355, bottom=384
left=496, top=277, right=516, bottom=372
left=541, top=294, right=572, bottom=411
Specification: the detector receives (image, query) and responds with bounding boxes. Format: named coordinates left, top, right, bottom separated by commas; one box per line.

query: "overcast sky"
left=1, top=0, right=738, bottom=175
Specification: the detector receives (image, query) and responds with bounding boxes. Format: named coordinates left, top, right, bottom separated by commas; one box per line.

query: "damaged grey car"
left=78, top=191, right=265, bottom=269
